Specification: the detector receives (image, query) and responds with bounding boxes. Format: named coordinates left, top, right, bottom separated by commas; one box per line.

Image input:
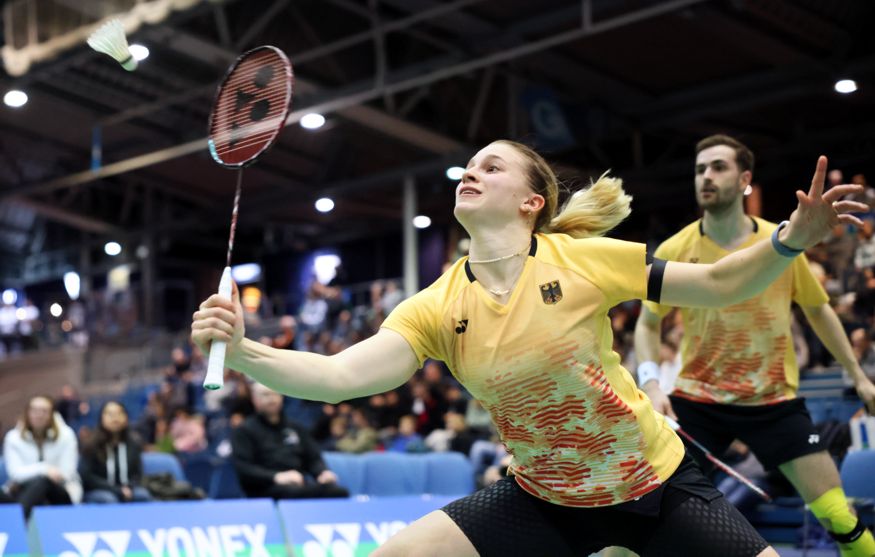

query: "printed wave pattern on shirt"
left=677, top=296, right=791, bottom=405
left=481, top=339, right=660, bottom=507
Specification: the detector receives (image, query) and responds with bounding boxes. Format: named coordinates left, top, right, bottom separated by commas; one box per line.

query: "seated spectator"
left=2, top=395, right=81, bottom=517
left=80, top=401, right=152, bottom=504
left=482, top=453, right=512, bottom=487
left=169, top=406, right=207, bottom=454
left=469, top=437, right=507, bottom=478
left=854, top=219, right=875, bottom=271
left=273, top=315, right=297, bottom=350
left=386, top=415, right=426, bottom=453
left=425, top=411, right=477, bottom=455
left=218, top=371, right=255, bottom=418
left=231, top=383, right=348, bottom=499
left=135, top=392, right=173, bottom=453
left=336, top=408, right=379, bottom=454
left=410, top=380, right=445, bottom=436
left=55, top=384, right=89, bottom=427
left=850, top=328, right=875, bottom=382
left=320, top=415, right=349, bottom=452
left=311, top=402, right=350, bottom=444
left=381, top=280, right=404, bottom=313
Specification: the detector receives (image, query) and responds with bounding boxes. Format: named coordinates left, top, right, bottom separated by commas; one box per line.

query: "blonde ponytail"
left=545, top=172, right=631, bottom=239
left=492, top=140, right=632, bottom=238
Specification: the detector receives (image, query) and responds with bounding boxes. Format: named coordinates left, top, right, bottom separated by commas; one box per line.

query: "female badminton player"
left=192, top=140, right=865, bottom=556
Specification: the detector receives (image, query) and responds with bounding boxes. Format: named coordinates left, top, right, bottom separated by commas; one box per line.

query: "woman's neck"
left=467, top=225, right=532, bottom=265
left=466, top=226, right=533, bottom=297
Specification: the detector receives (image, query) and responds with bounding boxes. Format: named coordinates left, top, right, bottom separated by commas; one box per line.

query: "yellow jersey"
left=644, top=217, right=829, bottom=405
left=382, top=233, right=684, bottom=507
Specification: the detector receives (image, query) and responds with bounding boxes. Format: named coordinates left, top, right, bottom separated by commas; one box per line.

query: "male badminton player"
left=634, top=134, right=875, bottom=557
left=193, top=139, right=865, bottom=556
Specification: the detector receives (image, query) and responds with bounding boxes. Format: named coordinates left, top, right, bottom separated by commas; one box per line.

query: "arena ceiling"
left=1, top=0, right=874, bottom=285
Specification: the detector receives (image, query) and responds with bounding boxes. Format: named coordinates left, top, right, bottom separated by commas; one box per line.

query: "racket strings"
left=211, top=117, right=288, bottom=154
left=208, top=52, right=292, bottom=165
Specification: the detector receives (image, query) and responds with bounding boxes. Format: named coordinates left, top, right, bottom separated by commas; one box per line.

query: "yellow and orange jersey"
left=644, top=217, right=828, bottom=405
left=382, top=233, right=684, bottom=507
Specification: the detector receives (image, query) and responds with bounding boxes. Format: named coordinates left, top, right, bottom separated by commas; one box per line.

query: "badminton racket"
left=203, top=45, right=294, bottom=390
left=664, top=416, right=772, bottom=502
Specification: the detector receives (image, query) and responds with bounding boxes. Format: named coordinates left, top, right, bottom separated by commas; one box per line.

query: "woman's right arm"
left=3, top=433, right=48, bottom=483
left=192, top=286, right=419, bottom=403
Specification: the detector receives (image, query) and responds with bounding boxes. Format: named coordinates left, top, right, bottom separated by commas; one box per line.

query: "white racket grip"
left=663, top=415, right=680, bottom=431
left=203, top=266, right=232, bottom=390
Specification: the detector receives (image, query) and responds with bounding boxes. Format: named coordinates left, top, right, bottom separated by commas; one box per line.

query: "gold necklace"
left=487, top=286, right=511, bottom=296
left=467, top=241, right=530, bottom=264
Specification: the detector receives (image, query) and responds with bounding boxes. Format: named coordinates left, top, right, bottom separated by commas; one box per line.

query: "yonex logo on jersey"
left=689, top=257, right=699, bottom=263
left=540, top=281, right=563, bottom=304
left=808, top=434, right=820, bottom=445
left=455, top=320, right=468, bottom=334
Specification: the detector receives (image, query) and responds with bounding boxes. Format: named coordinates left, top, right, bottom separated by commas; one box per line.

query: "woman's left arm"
left=654, top=156, right=866, bottom=308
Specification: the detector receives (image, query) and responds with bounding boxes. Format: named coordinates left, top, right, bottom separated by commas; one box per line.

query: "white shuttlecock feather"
left=87, top=19, right=137, bottom=71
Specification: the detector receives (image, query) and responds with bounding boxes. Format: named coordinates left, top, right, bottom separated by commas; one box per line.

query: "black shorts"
left=670, top=395, right=825, bottom=471
left=442, top=454, right=768, bottom=557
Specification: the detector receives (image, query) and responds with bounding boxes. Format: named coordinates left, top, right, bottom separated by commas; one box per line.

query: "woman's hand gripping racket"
left=664, top=416, right=772, bottom=502
left=202, top=46, right=294, bottom=390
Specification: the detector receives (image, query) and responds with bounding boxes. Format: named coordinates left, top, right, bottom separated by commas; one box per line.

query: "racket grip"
left=203, top=266, right=233, bottom=391
left=663, top=416, right=680, bottom=431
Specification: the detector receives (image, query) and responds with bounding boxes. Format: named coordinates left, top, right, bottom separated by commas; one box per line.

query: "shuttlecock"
left=87, top=19, right=137, bottom=71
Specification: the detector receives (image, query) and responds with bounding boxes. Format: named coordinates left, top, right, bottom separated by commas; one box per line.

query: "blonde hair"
left=21, top=395, right=60, bottom=441
left=495, top=140, right=631, bottom=239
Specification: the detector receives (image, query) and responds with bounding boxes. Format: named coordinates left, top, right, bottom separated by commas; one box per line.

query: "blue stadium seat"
left=142, top=452, right=185, bottom=481
left=208, top=458, right=245, bottom=499
left=840, top=450, right=875, bottom=502
left=424, top=452, right=475, bottom=495
left=323, top=452, right=366, bottom=496
left=180, top=452, right=216, bottom=493
left=362, top=452, right=427, bottom=496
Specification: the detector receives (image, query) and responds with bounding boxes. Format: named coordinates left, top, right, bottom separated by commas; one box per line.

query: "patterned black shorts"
left=442, top=454, right=768, bottom=556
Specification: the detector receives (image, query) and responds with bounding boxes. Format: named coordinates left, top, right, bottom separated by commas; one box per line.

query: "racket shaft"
left=665, top=416, right=771, bottom=501
left=703, top=453, right=771, bottom=501
left=204, top=266, right=232, bottom=390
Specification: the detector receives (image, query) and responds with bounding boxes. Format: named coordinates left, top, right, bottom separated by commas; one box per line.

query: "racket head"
left=207, top=45, right=294, bottom=168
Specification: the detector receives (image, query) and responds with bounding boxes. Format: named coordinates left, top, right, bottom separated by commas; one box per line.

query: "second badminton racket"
left=664, top=415, right=772, bottom=502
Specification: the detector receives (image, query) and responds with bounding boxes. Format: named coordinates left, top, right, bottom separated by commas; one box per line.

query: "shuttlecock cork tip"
left=87, top=19, right=137, bottom=71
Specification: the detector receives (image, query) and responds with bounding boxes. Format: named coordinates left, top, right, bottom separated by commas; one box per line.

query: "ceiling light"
left=446, top=166, right=465, bottom=181
left=301, top=113, right=326, bottom=130
left=104, top=241, right=122, bottom=256
left=129, top=44, right=149, bottom=61
left=834, top=79, right=857, bottom=94
left=2, top=289, right=17, bottom=305
left=315, top=197, right=335, bottom=213
left=64, top=272, right=81, bottom=300
left=3, top=90, right=28, bottom=108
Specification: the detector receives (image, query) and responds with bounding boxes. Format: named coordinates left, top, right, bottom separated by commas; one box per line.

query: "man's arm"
left=632, top=306, right=678, bottom=419
left=801, top=302, right=875, bottom=414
